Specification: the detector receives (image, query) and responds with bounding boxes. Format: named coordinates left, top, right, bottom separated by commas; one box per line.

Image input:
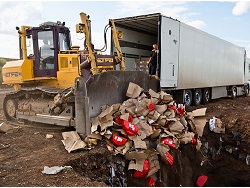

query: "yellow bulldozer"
left=1, top=12, right=159, bottom=136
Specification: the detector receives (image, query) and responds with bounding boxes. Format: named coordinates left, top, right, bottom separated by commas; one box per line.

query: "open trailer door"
left=160, top=15, right=180, bottom=88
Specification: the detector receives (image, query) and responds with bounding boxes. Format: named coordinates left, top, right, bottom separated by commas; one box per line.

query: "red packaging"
left=148, top=102, right=155, bottom=111
left=161, top=137, right=176, bottom=149
left=169, top=104, right=177, bottom=111
left=110, top=134, right=127, bottom=146
left=196, top=175, right=208, bottom=187
left=133, top=159, right=150, bottom=178
left=177, top=107, right=185, bottom=116
left=115, top=117, right=123, bottom=124
left=122, top=120, right=138, bottom=136
left=165, top=151, right=174, bottom=165
left=128, top=114, right=133, bottom=122
left=192, top=137, right=197, bottom=145
left=148, top=177, right=155, bottom=187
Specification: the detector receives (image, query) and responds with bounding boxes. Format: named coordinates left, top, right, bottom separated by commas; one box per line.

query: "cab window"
left=59, top=33, right=70, bottom=51
left=38, top=30, right=54, bottom=69
left=26, top=35, right=34, bottom=58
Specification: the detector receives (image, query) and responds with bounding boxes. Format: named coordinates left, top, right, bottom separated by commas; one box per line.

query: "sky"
left=0, top=0, right=250, bottom=58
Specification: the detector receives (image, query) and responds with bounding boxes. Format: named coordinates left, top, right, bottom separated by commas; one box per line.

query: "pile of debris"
left=62, top=82, right=207, bottom=186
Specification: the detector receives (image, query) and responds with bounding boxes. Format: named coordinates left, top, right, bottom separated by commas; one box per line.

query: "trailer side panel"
left=176, top=22, right=245, bottom=89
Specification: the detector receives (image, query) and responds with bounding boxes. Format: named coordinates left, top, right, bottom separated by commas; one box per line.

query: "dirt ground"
left=0, top=89, right=250, bottom=187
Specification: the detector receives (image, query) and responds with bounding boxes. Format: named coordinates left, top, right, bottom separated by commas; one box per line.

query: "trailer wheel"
left=202, top=88, right=210, bottom=104
left=231, top=86, right=237, bottom=99
left=184, top=90, right=192, bottom=107
left=244, top=85, right=249, bottom=97
left=192, top=89, right=202, bottom=106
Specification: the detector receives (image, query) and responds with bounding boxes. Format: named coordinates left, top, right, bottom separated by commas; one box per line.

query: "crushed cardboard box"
left=88, top=82, right=205, bottom=177
left=160, top=91, right=173, bottom=103
left=157, top=143, right=171, bottom=164
left=126, top=82, right=143, bottom=99
left=62, top=82, right=208, bottom=178
left=179, top=131, right=195, bottom=144
left=149, top=89, right=160, bottom=99
left=209, top=117, right=225, bottom=134
left=144, top=149, right=160, bottom=177
left=0, top=122, right=15, bottom=133
left=186, top=108, right=207, bottom=137
left=125, top=151, right=149, bottom=171
left=61, top=131, right=87, bottom=153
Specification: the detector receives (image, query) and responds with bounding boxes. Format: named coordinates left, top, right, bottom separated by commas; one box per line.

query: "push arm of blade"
left=49, top=88, right=74, bottom=114
left=77, top=12, right=98, bottom=75
left=109, top=19, right=126, bottom=70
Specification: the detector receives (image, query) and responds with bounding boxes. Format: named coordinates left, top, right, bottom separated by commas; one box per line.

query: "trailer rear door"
left=160, top=16, right=180, bottom=88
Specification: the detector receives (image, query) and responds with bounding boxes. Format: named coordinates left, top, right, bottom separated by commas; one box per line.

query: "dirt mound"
left=64, top=142, right=201, bottom=187
left=66, top=144, right=127, bottom=186
left=187, top=96, right=250, bottom=187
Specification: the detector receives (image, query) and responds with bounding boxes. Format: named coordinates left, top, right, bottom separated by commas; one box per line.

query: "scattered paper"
left=61, top=131, right=87, bottom=153
left=42, top=166, right=72, bottom=174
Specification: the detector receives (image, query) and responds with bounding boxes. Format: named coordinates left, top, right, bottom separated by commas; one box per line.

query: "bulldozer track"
left=3, top=86, right=65, bottom=122
left=5, top=86, right=63, bottom=98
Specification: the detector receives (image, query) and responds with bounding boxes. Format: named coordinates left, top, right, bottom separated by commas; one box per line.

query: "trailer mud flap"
left=75, top=71, right=160, bottom=136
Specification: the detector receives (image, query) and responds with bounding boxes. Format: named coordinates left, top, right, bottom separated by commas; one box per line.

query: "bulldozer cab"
left=25, top=22, right=71, bottom=77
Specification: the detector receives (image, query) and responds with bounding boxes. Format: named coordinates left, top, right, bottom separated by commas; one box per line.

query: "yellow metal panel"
left=72, top=57, right=78, bottom=67
left=21, top=59, right=34, bottom=79
left=57, top=70, right=79, bottom=88
left=58, top=54, right=80, bottom=71
left=39, top=79, right=60, bottom=88
left=60, top=57, right=68, bottom=68
left=57, top=54, right=80, bottom=89
left=2, top=66, right=22, bottom=84
left=2, top=59, right=34, bottom=84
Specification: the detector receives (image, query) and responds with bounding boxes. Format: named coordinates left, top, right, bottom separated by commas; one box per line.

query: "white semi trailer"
left=111, top=13, right=250, bottom=106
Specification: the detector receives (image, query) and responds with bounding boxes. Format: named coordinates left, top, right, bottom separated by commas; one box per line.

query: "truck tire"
left=244, top=85, right=249, bottom=97
left=202, top=88, right=210, bottom=104
left=232, top=86, right=237, bottom=99
left=184, top=90, right=192, bottom=107
left=192, top=89, right=202, bottom=106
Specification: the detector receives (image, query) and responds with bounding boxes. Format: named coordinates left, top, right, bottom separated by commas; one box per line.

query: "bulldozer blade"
left=75, top=71, right=160, bottom=136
